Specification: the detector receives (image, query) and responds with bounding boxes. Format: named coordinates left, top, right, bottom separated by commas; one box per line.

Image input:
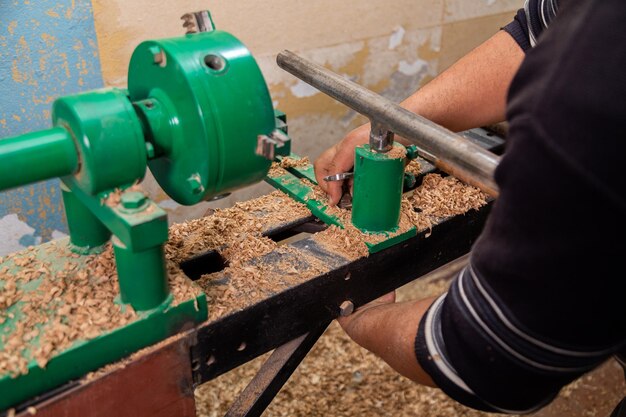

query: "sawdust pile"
left=166, top=190, right=315, bottom=321
left=0, top=240, right=207, bottom=378
left=101, top=182, right=146, bottom=207
left=280, top=156, right=311, bottom=169
left=312, top=174, right=487, bottom=261
left=166, top=191, right=311, bottom=264
left=0, top=246, right=137, bottom=377
left=412, top=174, right=487, bottom=220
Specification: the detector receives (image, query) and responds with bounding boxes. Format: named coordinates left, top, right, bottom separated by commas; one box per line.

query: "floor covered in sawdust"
left=195, top=259, right=625, bottom=417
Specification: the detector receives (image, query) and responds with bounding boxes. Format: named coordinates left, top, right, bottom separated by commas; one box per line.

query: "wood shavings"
left=0, top=232, right=204, bottom=378
left=280, top=156, right=310, bottom=168
left=383, top=145, right=407, bottom=159
left=313, top=225, right=369, bottom=260
left=166, top=191, right=310, bottom=264
left=405, top=159, right=422, bottom=175
left=268, top=156, right=311, bottom=177
left=197, top=245, right=330, bottom=321
left=0, top=245, right=138, bottom=377
left=411, top=174, right=487, bottom=221
left=268, top=163, right=288, bottom=178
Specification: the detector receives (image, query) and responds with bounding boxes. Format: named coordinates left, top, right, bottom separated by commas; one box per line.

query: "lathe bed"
left=2, top=127, right=503, bottom=417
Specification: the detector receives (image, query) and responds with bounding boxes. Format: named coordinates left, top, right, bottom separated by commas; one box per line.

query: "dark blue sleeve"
left=503, top=8, right=532, bottom=51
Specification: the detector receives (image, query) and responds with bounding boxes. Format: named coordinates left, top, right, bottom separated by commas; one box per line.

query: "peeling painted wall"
left=0, top=0, right=103, bottom=255
left=0, top=0, right=521, bottom=255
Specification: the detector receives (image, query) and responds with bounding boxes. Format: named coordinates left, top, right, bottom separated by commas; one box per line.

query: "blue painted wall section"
left=0, top=0, right=103, bottom=255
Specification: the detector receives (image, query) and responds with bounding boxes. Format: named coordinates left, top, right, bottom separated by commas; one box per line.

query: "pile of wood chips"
left=0, top=245, right=138, bottom=377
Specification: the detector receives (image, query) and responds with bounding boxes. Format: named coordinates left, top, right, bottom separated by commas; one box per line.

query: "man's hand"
left=336, top=293, right=438, bottom=386
left=314, top=123, right=370, bottom=206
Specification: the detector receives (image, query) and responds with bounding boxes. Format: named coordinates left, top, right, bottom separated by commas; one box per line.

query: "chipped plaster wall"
left=92, top=0, right=522, bottom=224
left=0, top=0, right=103, bottom=256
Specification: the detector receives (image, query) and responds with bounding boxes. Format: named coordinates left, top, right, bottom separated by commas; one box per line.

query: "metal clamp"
left=369, top=121, right=394, bottom=153
left=256, top=129, right=290, bottom=160
left=181, top=11, right=216, bottom=34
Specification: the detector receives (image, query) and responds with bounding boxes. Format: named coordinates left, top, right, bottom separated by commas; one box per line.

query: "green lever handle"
left=0, top=127, right=78, bottom=192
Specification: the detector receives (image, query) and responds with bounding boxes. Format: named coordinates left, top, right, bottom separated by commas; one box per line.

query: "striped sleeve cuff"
left=415, top=262, right=615, bottom=413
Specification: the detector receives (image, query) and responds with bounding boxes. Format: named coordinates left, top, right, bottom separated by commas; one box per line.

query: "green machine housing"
left=0, top=16, right=291, bottom=410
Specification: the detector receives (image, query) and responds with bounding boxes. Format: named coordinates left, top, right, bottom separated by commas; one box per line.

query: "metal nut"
left=120, top=191, right=147, bottom=209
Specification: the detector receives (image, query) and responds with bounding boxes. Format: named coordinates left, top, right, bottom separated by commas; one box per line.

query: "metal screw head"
left=187, top=174, right=204, bottom=195
left=369, top=121, right=394, bottom=153
left=339, top=300, right=355, bottom=317
left=121, top=191, right=147, bottom=209
left=150, top=46, right=166, bottom=67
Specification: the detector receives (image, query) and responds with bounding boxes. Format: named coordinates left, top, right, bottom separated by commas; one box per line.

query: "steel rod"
left=276, top=50, right=501, bottom=197
left=225, top=321, right=331, bottom=417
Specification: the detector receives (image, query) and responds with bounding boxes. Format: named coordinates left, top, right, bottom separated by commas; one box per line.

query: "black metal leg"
left=225, top=320, right=332, bottom=417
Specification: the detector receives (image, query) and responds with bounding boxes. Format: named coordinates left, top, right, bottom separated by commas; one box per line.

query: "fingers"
left=314, top=123, right=370, bottom=205
left=313, top=148, right=336, bottom=194
left=314, top=146, right=353, bottom=206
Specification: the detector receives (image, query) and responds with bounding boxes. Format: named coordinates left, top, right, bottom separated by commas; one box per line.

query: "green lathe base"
left=0, top=238, right=207, bottom=411
left=266, top=154, right=416, bottom=253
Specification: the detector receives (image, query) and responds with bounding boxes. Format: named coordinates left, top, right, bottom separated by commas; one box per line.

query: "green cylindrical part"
left=113, top=238, right=169, bottom=311
left=0, top=127, right=78, bottom=192
left=53, top=88, right=147, bottom=195
left=61, top=183, right=111, bottom=252
left=128, top=31, right=274, bottom=205
left=351, top=144, right=406, bottom=232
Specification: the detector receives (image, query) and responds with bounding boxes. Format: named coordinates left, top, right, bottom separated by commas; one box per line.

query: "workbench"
left=4, top=127, right=504, bottom=417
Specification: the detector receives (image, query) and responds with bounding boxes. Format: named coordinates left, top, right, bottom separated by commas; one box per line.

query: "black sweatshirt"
left=414, top=0, right=626, bottom=412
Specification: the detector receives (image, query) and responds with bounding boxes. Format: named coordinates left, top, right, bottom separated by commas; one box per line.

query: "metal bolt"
left=150, top=47, right=166, bottom=67
left=120, top=191, right=147, bottom=209
left=369, top=121, right=394, bottom=153
left=339, top=300, right=354, bottom=317
left=187, top=174, right=204, bottom=195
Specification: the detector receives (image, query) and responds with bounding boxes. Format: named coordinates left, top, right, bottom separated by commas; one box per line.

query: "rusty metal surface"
left=14, top=330, right=197, bottom=417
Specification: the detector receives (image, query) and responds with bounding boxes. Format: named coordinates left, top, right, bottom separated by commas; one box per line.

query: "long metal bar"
left=276, top=50, right=501, bottom=197
left=225, top=321, right=331, bottom=417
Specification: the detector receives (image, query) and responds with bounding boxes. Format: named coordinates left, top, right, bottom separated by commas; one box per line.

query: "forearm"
left=401, top=30, right=524, bottom=132
left=339, top=297, right=437, bottom=386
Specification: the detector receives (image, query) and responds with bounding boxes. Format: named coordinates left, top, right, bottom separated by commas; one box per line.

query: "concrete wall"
left=0, top=0, right=521, bottom=255
left=0, top=0, right=102, bottom=255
